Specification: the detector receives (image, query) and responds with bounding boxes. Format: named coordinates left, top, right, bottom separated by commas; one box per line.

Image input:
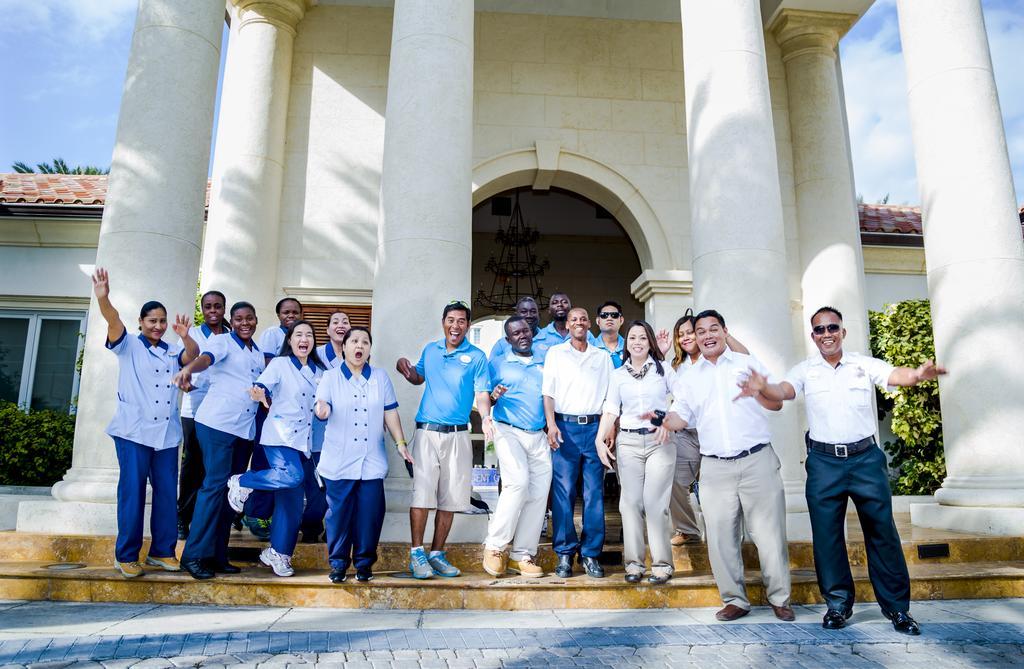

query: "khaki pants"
left=484, top=423, right=552, bottom=560
left=616, top=430, right=676, bottom=577
left=410, top=429, right=472, bottom=512
left=700, top=445, right=790, bottom=609
left=670, top=428, right=702, bottom=536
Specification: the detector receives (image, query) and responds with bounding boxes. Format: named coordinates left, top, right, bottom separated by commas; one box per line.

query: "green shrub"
left=0, top=400, right=75, bottom=486
left=868, top=300, right=945, bottom=495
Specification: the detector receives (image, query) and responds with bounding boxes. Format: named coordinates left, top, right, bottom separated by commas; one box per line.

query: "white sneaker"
left=260, top=547, right=294, bottom=577
left=227, top=474, right=252, bottom=513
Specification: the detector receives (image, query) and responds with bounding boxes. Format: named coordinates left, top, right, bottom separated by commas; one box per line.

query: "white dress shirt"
left=603, top=358, right=674, bottom=429
left=105, top=331, right=184, bottom=450
left=255, top=355, right=324, bottom=454
left=541, top=340, right=612, bottom=416
left=670, top=348, right=774, bottom=457
left=785, top=352, right=894, bottom=444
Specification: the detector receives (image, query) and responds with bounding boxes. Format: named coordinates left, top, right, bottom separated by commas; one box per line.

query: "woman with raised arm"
left=595, top=320, right=676, bottom=584
left=91, top=268, right=198, bottom=579
left=173, top=301, right=264, bottom=580
left=315, top=327, right=412, bottom=584
left=227, top=320, right=326, bottom=577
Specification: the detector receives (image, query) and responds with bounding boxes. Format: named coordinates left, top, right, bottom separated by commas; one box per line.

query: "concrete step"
left=1, top=558, right=1022, bottom=610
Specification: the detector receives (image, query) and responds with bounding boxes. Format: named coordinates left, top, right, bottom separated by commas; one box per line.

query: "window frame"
left=0, top=309, right=86, bottom=413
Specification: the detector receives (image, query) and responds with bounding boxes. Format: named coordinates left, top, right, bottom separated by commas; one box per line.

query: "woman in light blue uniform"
left=315, top=327, right=411, bottom=583
left=91, top=268, right=199, bottom=579
left=173, top=301, right=264, bottom=580
left=228, top=320, right=326, bottom=577
left=303, top=310, right=350, bottom=542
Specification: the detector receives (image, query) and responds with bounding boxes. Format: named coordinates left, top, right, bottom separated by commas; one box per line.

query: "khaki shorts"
left=410, top=429, right=472, bottom=512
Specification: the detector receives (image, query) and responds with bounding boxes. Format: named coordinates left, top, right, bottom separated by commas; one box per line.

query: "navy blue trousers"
left=182, top=423, right=253, bottom=563
left=323, top=477, right=385, bottom=571
left=806, top=446, right=911, bottom=614
left=550, top=418, right=605, bottom=557
left=113, top=437, right=178, bottom=563
left=300, top=451, right=328, bottom=537
left=245, top=406, right=275, bottom=520
left=239, top=445, right=305, bottom=555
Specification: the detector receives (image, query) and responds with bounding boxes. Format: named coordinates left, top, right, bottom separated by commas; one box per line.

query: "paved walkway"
left=1, top=599, right=1023, bottom=667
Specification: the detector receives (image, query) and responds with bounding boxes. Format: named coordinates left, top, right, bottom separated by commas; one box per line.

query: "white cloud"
left=0, top=0, right=138, bottom=44
left=840, top=0, right=1024, bottom=205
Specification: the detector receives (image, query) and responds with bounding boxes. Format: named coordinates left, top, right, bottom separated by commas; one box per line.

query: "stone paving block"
left=127, top=660, right=172, bottom=669
left=167, top=655, right=207, bottom=667
left=312, top=664, right=342, bottom=669
left=64, top=663, right=103, bottom=669
left=100, top=661, right=137, bottom=669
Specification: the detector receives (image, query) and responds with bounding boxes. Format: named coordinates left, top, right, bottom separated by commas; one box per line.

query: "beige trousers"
left=670, top=428, right=702, bottom=536
left=616, top=430, right=676, bottom=576
left=699, top=445, right=791, bottom=609
left=484, top=422, right=552, bottom=560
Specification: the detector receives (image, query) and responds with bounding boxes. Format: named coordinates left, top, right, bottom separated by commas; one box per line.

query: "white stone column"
left=679, top=0, right=805, bottom=509
left=630, top=270, right=694, bottom=335
left=372, top=0, right=475, bottom=527
left=771, top=10, right=870, bottom=356
left=897, top=0, right=1024, bottom=534
left=23, top=0, right=223, bottom=529
left=200, top=0, right=309, bottom=324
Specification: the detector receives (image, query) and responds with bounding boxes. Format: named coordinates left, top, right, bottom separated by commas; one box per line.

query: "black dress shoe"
left=181, top=558, right=214, bottom=580
left=647, top=573, right=670, bottom=585
left=211, top=561, right=241, bottom=574
left=822, top=609, right=850, bottom=629
left=624, top=572, right=642, bottom=584
left=887, top=611, right=921, bottom=636
left=329, top=568, right=347, bottom=583
left=554, top=554, right=573, bottom=578
left=355, top=568, right=373, bottom=582
left=580, top=556, right=605, bottom=578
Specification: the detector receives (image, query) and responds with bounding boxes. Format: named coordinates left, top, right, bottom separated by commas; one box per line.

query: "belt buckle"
left=835, top=444, right=848, bottom=458
left=576, top=415, right=588, bottom=425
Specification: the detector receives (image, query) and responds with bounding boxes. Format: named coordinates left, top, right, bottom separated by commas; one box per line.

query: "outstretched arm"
left=735, top=368, right=795, bottom=404
left=92, top=268, right=125, bottom=344
left=888, top=360, right=947, bottom=387
left=171, top=314, right=199, bottom=364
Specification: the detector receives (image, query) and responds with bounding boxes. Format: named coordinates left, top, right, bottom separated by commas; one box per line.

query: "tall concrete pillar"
left=372, top=0, right=475, bottom=516
left=200, top=0, right=310, bottom=324
left=679, top=0, right=804, bottom=508
left=896, top=0, right=1024, bottom=534
left=771, top=10, right=870, bottom=356
left=23, top=0, right=223, bottom=531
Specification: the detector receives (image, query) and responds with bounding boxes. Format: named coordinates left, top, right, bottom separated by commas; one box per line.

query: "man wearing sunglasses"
left=588, top=300, right=625, bottom=369
left=736, top=305, right=946, bottom=636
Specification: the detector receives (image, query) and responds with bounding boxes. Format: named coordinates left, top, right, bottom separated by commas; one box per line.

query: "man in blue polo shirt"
left=481, top=316, right=550, bottom=579
left=588, top=299, right=625, bottom=369
left=396, top=301, right=492, bottom=579
left=489, top=296, right=559, bottom=363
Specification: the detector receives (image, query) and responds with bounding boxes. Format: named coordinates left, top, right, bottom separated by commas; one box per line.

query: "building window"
left=0, top=311, right=85, bottom=412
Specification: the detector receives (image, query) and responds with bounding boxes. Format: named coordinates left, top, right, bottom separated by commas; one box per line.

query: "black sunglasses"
left=598, top=311, right=621, bottom=319
left=812, top=323, right=842, bottom=335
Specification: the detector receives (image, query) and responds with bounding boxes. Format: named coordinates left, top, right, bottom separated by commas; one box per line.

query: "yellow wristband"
left=396, top=440, right=407, bottom=447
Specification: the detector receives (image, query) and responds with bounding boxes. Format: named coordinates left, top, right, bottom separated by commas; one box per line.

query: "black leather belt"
left=415, top=422, right=468, bottom=433
left=555, top=412, right=601, bottom=425
left=704, top=443, right=769, bottom=461
left=807, top=435, right=875, bottom=458
left=620, top=427, right=658, bottom=435
left=494, top=419, right=535, bottom=432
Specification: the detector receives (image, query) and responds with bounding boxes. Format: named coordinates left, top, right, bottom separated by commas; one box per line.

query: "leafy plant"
left=12, top=158, right=109, bottom=175
left=0, top=400, right=75, bottom=486
left=869, top=300, right=945, bottom=495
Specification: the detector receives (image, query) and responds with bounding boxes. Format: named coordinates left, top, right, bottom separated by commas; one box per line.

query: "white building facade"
left=3, top=0, right=1023, bottom=537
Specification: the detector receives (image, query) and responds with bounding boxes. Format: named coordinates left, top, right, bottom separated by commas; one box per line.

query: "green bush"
left=0, top=400, right=75, bottom=486
left=868, top=300, right=945, bottom=495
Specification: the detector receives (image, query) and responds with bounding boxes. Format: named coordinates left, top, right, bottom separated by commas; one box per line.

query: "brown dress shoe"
left=715, top=604, right=750, bottom=621
left=670, top=531, right=700, bottom=546
left=771, top=604, right=796, bottom=621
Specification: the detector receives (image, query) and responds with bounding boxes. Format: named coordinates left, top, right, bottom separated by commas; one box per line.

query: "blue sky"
left=0, top=0, right=1020, bottom=206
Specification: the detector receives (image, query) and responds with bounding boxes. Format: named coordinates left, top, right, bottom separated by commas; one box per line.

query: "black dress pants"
left=805, top=445, right=911, bottom=615
left=177, top=417, right=204, bottom=528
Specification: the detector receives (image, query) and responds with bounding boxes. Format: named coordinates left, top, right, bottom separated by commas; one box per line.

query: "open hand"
left=733, top=367, right=767, bottom=401
left=91, top=268, right=110, bottom=299
left=917, top=360, right=947, bottom=382
left=249, top=385, right=270, bottom=409
left=173, top=369, right=193, bottom=392
left=171, top=313, right=192, bottom=340
left=656, top=328, right=671, bottom=356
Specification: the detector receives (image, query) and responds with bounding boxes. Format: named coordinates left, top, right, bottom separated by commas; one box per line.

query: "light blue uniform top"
left=254, top=355, right=324, bottom=455
left=588, top=331, right=625, bottom=369
left=315, top=363, right=399, bottom=481
left=489, top=352, right=546, bottom=432
left=257, top=325, right=288, bottom=361
left=311, top=342, right=345, bottom=453
left=414, top=338, right=490, bottom=425
left=194, top=332, right=265, bottom=440
left=488, top=325, right=560, bottom=363
left=179, top=322, right=224, bottom=419
left=105, top=331, right=185, bottom=451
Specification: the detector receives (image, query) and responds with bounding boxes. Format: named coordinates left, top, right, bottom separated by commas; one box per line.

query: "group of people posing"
left=96, top=268, right=944, bottom=636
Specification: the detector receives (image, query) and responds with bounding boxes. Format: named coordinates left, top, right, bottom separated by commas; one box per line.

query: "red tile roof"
left=1, top=173, right=1021, bottom=238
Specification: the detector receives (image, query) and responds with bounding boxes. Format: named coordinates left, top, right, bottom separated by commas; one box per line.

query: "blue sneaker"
left=410, top=547, right=433, bottom=579
left=428, top=551, right=461, bottom=577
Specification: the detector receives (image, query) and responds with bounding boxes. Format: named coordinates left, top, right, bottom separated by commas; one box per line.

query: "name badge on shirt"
left=459, top=354, right=472, bottom=364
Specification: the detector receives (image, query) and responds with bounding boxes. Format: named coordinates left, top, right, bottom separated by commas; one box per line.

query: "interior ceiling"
left=472, top=187, right=627, bottom=238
